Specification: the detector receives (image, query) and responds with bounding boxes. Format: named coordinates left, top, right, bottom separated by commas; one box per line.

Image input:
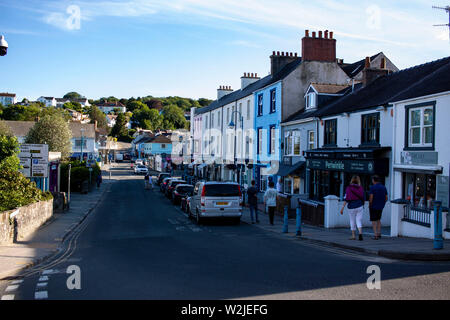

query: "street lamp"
left=228, top=110, right=244, bottom=184
left=0, top=35, right=8, bottom=56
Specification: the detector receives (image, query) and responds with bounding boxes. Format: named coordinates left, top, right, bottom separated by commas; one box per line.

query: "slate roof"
left=3, top=121, right=35, bottom=137
left=69, top=122, right=96, bottom=138
left=285, top=56, right=450, bottom=122
left=340, top=52, right=382, bottom=78
left=195, top=58, right=302, bottom=116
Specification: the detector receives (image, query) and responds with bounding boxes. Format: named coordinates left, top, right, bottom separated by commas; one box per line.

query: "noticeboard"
left=19, top=144, right=49, bottom=178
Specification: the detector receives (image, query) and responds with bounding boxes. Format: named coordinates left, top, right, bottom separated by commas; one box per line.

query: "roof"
left=287, top=56, right=450, bottom=121
left=310, top=83, right=350, bottom=94
left=340, top=52, right=382, bottom=78
left=2, top=121, right=35, bottom=137
left=97, top=101, right=125, bottom=108
left=0, top=93, right=16, bottom=97
left=195, top=58, right=302, bottom=116
left=69, top=122, right=96, bottom=138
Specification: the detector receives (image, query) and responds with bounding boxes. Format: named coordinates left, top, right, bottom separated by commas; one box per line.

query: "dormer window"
left=305, top=92, right=317, bottom=110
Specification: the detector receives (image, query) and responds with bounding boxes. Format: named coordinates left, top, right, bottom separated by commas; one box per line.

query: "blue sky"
left=1, top=0, right=449, bottom=101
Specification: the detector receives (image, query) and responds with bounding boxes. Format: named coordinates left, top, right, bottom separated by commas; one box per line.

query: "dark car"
left=160, top=177, right=176, bottom=193
left=165, top=180, right=187, bottom=198
left=172, top=184, right=194, bottom=205
left=157, top=173, right=171, bottom=186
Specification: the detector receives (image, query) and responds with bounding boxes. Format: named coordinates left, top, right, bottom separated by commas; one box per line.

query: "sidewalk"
left=241, top=206, right=450, bottom=261
left=0, top=173, right=114, bottom=280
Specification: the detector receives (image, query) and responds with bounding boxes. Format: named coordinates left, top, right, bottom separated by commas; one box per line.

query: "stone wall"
left=0, top=211, right=14, bottom=245
left=0, top=199, right=53, bottom=244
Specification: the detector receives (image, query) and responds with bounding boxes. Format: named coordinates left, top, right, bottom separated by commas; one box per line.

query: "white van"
left=189, top=182, right=243, bottom=224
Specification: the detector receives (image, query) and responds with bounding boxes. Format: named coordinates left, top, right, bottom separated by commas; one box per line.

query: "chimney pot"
left=305, top=30, right=309, bottom=37
left=365, top=57, right=371, bottom=69
left=319, top=31, right=323, bottom=38
left=295, top=52, right=298, bottom=57
left=255, top=73, right=258, bottom=77
left=312, top=31, right=316, bottom=38
left=272, top=51, right=275, bottom=55
left=325, top=30, right=329, bottom=39
left=330, top=31, right=333, bottom=39
left=277, top=51, right=280, bottom=56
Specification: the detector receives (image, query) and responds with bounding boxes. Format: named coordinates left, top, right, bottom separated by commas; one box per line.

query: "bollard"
left=296, top=206, right=302, bottom=236
left=434, top=201, right=443, bottom=250
left=282, top=206, right=289, bottom=233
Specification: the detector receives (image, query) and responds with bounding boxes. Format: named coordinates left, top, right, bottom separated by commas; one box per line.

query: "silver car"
left=189, top=181, right=243, bottom=224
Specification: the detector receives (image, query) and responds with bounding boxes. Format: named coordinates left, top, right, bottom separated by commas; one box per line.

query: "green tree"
left=2, top=104, right=41, bottom=121
left=88, top=105, right=108, bottom=130
left=0, top=102, right=4, bottom=119
left=131, top=106, right=163, bottom=130
left=110, top=113, right=127, bottom=138
left=40, top=107, right=71, bottom=121
left=126, top=100, right=147, bottom=113
left=161, top=105, right=187, bottom=129
left=63, top=92, right=84, bottom=100
left=63, top=101, right=83, bottom=113
left=25, top=114, right=72, bottom=159
left=198, top=98, right=213, bottom=107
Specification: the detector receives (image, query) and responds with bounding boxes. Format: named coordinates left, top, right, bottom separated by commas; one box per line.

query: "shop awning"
left=275, top=161, right=306, bottom=177
left=393, top=164, right=443, bottom=175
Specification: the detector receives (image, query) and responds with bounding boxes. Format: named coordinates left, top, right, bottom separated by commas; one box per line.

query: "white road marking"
left=176, top=226, right=186, bottom=231
left=35, top=291, right=48, bottom=300
left=1, top=295, right=15, bottom=300
left=188, top=226, right=202, bottom=232
left=42, top=269, right=54, bottom=275
left=37, top=282, right=48, bottom=288
left=167, top=218, right=177, bottom=225
left=38, top=276, right=49, bottom=282
left=5, top=285, right=19, bottom=292
left=11, top=280, right=24, bottom=285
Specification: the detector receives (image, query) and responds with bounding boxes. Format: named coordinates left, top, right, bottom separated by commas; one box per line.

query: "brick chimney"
left=270, top=51, right=298, bottom=75
left=241, top=72, right=261, bottom=89
left=362, top=56, right=390, bottom=86
left=301, top=29, right=336, bottom=62
left=217, top=86, right=233, bottom=100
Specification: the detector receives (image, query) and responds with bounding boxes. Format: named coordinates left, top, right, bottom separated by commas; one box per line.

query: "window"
left=403, top=173, right=436, bottom=209
left=205, top=115, right=208, bottom=129
left=247, top=100, right=250, bottom=120
left=269, top=126, right=276, bottom=155
left=308, top=131, right=315, bottom=150
left=74, top=140, right=87, bottom=148
left=284, top=178, right=292, bottom=194
left=361, top=113, right=380, bottom=145
left=406, top=104, right=435, bottom=148
left=161, top=144, right=166, bottom=149
left=257, top=128, right=263, bottom=155
left=270, top=89, right=276, bottom=113
left=211, top=113, right=214, bottom=127
left=324, top=119, right=337, bottom=146
left=239, top=103, right=242, bottom=119
left=227, top=108, right=230, bottom=123
left=284, top=132, right=293, bottom=156
left=257, top=94, right=263, bottom=116
left=210, top=136, right=215, bottom=155
left=217, top=111, right=220, bottom=126
left=260, top=175, right=268, bottom=191
left=293, top=131, right=300, bottom=155
left=238, top=132, right=242, bottom=156
left=305, top=93, right=316, bottom=110
left=245, top=135, right=250, bottom=157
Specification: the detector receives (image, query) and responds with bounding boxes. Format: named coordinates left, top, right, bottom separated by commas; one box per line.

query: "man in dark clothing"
left=96, top=173, right=102, bottom=189
left=369, top=175, right=388, bottom=240
left=247, top=180, right=259, bottom=224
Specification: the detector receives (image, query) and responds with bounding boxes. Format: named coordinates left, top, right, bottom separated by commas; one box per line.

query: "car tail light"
left=201, top=185, right=206, bottom=206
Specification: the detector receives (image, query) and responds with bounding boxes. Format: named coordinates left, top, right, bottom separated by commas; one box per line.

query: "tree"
left=0, top=102, right=4, bottom=119
left=63, top=102, right=83, bottom=113
left=131, top=106, right=163, bottom=130
left=63, top=92, right=84, bottom=100
left=110, top=113, right=127, bottom=138
left=161, top=105, right=187, bottom=129
left=25, top=114, right=72, bottom=158
left=2, top=104, right=41, bottom=121
left=40, top=107, right=72, bottom=121
left=198, top=98, right=213, bottom=107
left=88, top=105, right=108, bottom=130
left=126, top=100, right=147, bottom=113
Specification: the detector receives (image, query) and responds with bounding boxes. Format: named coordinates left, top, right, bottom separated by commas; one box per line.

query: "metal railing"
left=403, top=204, right=432, bottom=227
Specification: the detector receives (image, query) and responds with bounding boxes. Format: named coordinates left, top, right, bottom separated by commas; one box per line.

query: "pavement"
left=0, top=165, right=116, bottom=280
left=240, top=204, right=450, bottom=261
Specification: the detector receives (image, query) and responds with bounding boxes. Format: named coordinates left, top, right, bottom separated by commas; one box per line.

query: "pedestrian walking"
left=369, top=175, right=388, bottom=240
left=144, top=173, right=150, bottom=190
left=148, top=174, right=154, bottom=191
left=264, top=181, right=278, bottom=225
left=340, top=175, right=365, bottom=241
left=96, top=173, right=102, bottom=189
left=247, top=180, right=259, bottom=224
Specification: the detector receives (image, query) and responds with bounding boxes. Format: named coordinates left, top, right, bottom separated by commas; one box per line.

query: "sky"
left=0, top=0, right=449, bottom=102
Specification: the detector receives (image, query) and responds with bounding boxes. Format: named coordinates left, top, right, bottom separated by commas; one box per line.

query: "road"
left=2, top=163, right=450, bottom=300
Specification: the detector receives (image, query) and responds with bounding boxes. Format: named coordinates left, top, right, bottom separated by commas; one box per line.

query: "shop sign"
left=401, top=151, right=438, bottom=165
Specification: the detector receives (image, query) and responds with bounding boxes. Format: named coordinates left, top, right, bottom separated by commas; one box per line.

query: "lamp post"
left=229, top=110, right=244, bottom=185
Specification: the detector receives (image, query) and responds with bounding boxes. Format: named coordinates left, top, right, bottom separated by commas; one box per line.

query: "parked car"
left=171, top=184, right=193, bottom=205
left=135, top=159, right=144, bottom=166
left=134, top=165, right=148, bottom=175
left=165, top=180, right=187, bottom=198
left=189, top=182, right=242, bottom=224
left=160, top=177, right=176, bottom=193
left=157, top=173, right=171, bottom=186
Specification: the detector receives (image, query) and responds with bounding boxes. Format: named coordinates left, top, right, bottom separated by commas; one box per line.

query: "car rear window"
left=177, top=186, right=193, bottom=194
left=138, top=165, right=146, bottom=168
left=204, top=184, right=240, bottom=197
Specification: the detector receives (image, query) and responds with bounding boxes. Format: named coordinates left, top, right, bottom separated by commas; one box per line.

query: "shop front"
left=306, top=148, right=390, bottom=202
